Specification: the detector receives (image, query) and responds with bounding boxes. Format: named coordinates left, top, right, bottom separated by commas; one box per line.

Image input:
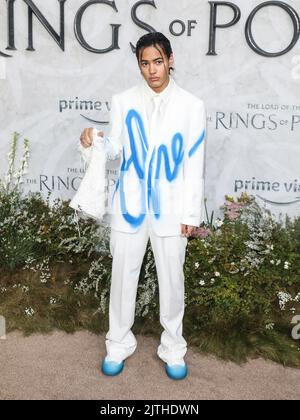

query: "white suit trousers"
left=105, top=217, right=188, bottom=365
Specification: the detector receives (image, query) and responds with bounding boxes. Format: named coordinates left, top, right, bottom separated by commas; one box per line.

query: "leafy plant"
left=0, top=134, right=299, bottom=366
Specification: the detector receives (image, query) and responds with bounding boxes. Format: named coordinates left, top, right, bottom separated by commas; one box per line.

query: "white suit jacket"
left=79, top=78, right=206, bottom=237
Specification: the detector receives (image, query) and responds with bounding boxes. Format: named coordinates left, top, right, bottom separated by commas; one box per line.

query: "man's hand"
left=80, top=128, right=104, bottom=148
left=181, top=224, right=196, bottom=238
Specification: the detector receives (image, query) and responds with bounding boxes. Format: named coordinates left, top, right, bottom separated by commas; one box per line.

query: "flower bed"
left=0, top=132, right=299, bottom=367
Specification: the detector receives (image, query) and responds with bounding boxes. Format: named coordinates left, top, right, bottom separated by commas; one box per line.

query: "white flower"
left=215, top=219, right=223, bottom=228
left=4, top=134, right=30, bottom=191
left=214, top=272, right=220, bottom=277
left=199, top=280, right=205, bottom=286
left=265, top=323, right=274, bottom=330
left=275, top=259, right=281, bottom=266
left=284, top=261, right=290, bottom=270
left=49, top=297, right=57, bottom=305
left=278, top=291, right=291, bottom=310
left=195, top=262, right=200, bottom=269
left=24, top=307, right=35, bottom=317
left=210, top=279, right=215, bottom=284
left=270, top=260, right=275, bottom=265
left=277, top=291, right=299, bottom=311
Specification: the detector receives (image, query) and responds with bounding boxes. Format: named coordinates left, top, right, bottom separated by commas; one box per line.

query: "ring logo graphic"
left=0, top=315, right=6, bottom=340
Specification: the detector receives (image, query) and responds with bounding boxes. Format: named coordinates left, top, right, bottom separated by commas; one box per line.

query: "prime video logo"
left=0, top=315, right=6, bottom=340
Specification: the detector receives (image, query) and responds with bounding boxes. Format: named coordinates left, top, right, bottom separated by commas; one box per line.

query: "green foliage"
left=0, top=189, right=102, bottom=270
left=0, top=131, right=299, bottom=366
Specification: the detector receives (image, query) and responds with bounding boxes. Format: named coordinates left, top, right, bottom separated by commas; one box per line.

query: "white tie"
left=150, top=95, right=162, bottom=136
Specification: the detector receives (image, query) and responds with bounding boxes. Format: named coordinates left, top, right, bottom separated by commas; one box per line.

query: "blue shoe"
left=165, top=362, right=188, bottom=380
left=101, top=358, right=124, bottom=376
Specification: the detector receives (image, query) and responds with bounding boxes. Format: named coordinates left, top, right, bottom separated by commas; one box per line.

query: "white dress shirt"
left=141, top=76, right=175, bottom=125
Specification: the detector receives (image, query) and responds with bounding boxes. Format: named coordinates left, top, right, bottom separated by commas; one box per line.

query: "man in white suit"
left=80, top=32, right=206, bottom=380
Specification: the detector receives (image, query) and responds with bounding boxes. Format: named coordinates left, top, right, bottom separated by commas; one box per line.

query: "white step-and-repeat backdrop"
left=0, top=0, right=299, bottom=222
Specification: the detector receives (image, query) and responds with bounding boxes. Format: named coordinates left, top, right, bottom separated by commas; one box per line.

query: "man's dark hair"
left=135, top=32, right=174, bottom=73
